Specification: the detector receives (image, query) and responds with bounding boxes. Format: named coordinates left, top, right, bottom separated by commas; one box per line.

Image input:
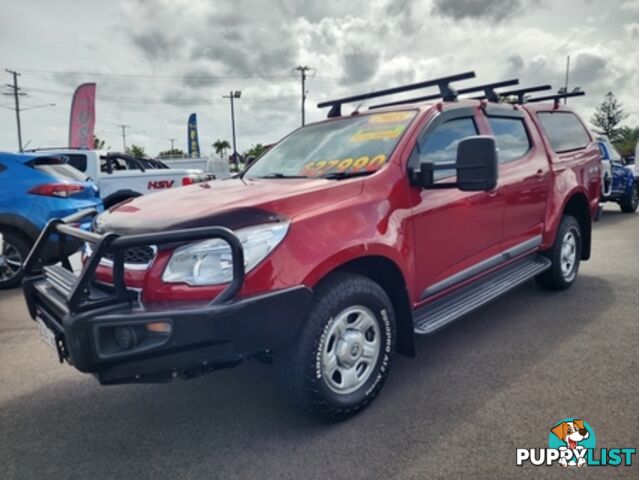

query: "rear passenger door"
left=483, top=105, right=550, bottom=253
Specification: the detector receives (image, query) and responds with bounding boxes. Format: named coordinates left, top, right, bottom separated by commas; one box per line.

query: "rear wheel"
left=620, top=184, right=639, bottom=213
left=0, top=231, right=31, bottom=289
left=535, top=215, right=581, bottom=291
left=276, top=272, right=396, bottom=420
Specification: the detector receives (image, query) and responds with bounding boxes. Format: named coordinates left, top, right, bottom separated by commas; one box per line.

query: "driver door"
left=409, top=107, right=504, bottom=302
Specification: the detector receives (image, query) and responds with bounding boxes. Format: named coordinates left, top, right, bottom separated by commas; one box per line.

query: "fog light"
left=145, top=321, right=172, bottom=334
left=114, top=327, right=137, bottom=350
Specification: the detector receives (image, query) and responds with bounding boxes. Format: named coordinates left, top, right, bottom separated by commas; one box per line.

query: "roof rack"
left=369, top=78, right=520, bottom=109
left=317, top=71, right=476, bottom=118
left=22, top=146, right=91, bottom=152
left=483, top=84, right=553, bottom=104
left=526, top=90, right=585, bottom=107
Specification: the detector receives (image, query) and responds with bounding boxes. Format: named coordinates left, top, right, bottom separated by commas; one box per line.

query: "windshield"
left=245, top=111, right=417, bottom=179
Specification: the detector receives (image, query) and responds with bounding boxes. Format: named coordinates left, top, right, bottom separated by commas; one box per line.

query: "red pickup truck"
left=23, top=72, right=601, bottom=420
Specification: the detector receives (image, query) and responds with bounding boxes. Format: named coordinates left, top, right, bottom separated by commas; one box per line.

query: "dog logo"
left=549, top=419, right=593, bottom=467
left=517, top=418, right=635, bottom=468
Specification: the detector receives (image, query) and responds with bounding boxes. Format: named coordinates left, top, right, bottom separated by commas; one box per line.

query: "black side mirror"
left=418, top=136, right=498, bottom=192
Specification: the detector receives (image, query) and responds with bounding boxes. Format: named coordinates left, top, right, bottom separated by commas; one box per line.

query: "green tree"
left=590, top=92, right=629, bottom=141
left=158, top=148, right=186, bottom=159
left=126, top=144, right=146, bottom=158
left=212, top=139, right=231, bottom=158
left=93, top=136, right=108, bottom=149
left=613, top=126, right=639, bottom=158
left=243, top=143, right=268, bottom=158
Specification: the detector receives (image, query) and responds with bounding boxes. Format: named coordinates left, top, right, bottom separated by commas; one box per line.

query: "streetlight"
left=222, top=90, right=241, bottom=165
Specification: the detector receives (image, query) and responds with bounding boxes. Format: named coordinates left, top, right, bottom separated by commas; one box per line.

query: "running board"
left=413, top=255, right=551, bottom=335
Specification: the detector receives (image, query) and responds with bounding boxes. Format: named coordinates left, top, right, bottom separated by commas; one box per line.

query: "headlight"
left=162, top=222, right=289, bottom=286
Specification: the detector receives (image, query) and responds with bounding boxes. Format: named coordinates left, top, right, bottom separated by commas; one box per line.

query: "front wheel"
left=620, top=184, right=639, bottom=213
left=535, top=215, right=582, bottom=291
left=276, top=272, right=396, bottom=421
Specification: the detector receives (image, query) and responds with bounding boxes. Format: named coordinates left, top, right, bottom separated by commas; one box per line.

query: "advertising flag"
left=188, top=113, right=201, bottom=157
left=68, top=83, right=96, bottom=148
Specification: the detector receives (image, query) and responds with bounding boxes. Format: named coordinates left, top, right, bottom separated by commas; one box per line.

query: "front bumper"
left=22, top=209, right=312, bottom=384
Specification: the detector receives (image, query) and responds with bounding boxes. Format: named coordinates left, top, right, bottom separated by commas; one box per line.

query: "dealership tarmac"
left=1, top=205, right=637, bottom=479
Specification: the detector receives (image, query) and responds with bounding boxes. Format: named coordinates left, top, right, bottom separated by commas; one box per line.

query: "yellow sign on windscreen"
left=368, top=112, right=415, bottom=124
left=351, top=125, right=405, bottom=142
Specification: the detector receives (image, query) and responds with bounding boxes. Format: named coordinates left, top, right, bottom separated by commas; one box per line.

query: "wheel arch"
left=318, top=255, right=415, bottom=358
left=0, top=214, right=40, bottom=243
left=560, top=192, right=592, bottom=260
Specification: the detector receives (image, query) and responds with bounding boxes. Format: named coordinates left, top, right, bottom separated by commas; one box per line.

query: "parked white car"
left=29, top=149, right=208, bottom=208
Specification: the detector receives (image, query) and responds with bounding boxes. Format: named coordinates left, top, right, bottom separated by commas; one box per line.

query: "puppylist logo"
left=516, top=418, right=636, bottom=468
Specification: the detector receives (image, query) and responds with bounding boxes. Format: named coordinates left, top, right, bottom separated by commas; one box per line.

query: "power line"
left=16, top=68, right=339, bottom=82
left=22, top=85, right=299, bottom=106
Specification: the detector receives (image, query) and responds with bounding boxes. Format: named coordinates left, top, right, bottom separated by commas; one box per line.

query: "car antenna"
left=352, top=88, right=377, bottom=115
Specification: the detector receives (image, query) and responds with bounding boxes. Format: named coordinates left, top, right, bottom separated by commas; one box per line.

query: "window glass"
left=65, top=154, right=87, bottom=172
left=537, top=112, right=590, bottom=153
left=417, top=117, right=478, bottom=179
left=32, top=158, right=88, bottom=181
left=246, top=111, right=417, bottom=179
left=488, top=117, right=531, bottom=163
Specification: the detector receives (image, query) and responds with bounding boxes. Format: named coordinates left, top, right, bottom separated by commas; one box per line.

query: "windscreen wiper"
left=319, top=170, right=375, bottom=180
left=257, top=173, right=309, bottom=179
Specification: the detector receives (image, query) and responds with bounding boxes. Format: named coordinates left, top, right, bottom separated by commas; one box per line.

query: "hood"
left=94, top=177, right=363, bottom=235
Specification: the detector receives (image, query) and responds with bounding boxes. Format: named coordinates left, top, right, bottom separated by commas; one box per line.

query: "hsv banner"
left=68, top=83, right=96, bottom=149
left=188, top=113, right=201, bottom=157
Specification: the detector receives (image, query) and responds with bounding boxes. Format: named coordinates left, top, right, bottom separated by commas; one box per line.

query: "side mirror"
left=418, top=136, right=498, bottom=192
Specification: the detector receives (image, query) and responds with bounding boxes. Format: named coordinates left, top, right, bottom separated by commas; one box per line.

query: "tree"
left=212, top=139, right=230, bottom=158
left=93, top=136, right=108, bottom=149
left=158, top=148, right=186, bottom=159
left=126, top=144, right=146, bottom=158
left=590, top=92, right=629, bottom=141
left=613, top=126, right=639, bottom=158
left=243, top=143, right=268, bottom=158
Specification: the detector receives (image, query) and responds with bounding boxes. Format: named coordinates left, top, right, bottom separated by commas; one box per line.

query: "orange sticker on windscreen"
left=367, top=112, right=415, bottom=124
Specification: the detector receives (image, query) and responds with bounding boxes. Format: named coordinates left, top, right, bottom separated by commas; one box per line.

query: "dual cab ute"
left=23, top=72, right=601, bottom=420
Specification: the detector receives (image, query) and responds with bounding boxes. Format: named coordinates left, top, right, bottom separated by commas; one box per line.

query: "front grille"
left=103, top=246, right=156, bottom=266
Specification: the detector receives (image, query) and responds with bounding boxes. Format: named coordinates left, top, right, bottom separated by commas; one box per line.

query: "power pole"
left=564, top=55, right=570, bottom=105
left=293, top=65, right=314, bottom=126
left=118, top=124, right=131, bottom=151
left=4, top=69, right=26, bottom=151
left=169, top=138, right=176, bottom=150
left=222, top=91, right=241, bottom=164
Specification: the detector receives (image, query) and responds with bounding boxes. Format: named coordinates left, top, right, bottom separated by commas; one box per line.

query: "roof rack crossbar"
left=526, top=91, right=585, bottom=107
left=369, top=78, right=520, bottom=109
left=481, top=84, right=553, bottom=104
left=317, top=71, right=476, bottom=118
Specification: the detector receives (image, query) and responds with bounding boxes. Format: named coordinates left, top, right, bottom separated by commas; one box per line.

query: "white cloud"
left=1, top=0, right=638, bottom=153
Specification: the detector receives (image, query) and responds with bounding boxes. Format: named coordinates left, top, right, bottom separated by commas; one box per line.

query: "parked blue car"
left=0, top=152, right=103, bottom=288
left=598, top=137, right=639, bottom=213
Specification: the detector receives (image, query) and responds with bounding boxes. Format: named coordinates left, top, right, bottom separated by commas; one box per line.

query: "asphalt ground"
left=1, top=204, right=637, bottom=479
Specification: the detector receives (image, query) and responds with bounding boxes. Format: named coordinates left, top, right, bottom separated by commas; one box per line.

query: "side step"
left=413, top=255, right=551, bottom=335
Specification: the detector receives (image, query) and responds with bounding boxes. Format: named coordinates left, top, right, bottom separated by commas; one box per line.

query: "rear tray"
left=414, top=255, right=551, bottom=335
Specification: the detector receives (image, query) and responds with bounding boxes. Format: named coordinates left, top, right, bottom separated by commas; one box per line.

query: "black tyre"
left=535, top=215, right=581, bottom=291
left=620, top=184, right=639, bottom=213
left=276, top=272, right=396, bottom=421
left=0, top=230, right=31, bottom=289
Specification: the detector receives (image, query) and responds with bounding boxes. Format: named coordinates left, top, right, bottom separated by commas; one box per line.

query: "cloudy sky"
left=1, top=0, right=638, bottom=156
